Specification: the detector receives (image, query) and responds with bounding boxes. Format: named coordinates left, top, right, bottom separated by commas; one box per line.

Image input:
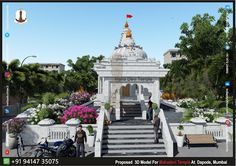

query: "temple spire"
left=124, top=21, right=129, bottom=28
left=118, top=21, right=135, bottom=46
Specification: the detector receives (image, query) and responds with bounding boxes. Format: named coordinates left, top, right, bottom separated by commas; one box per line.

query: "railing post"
left=159, top=109, right=174, bottom=157
left=95, top=108, right=105, bottom=157
left=115, top=91, right=120, bottom=120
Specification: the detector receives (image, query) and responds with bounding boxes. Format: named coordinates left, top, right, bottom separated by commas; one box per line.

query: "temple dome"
left=112, top=21, right=148, bottom=60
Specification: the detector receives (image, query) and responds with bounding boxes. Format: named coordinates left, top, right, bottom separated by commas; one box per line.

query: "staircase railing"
left=95, top=107, right=105, bottom=157
left=139, top=93, right=147, bottom=120
left=159, top=109, right=174, bottom=157
left=115, top=91, right=121, bottom=120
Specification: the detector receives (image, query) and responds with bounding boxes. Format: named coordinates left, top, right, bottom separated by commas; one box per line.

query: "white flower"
left=31, top=122, right=34, bottom=125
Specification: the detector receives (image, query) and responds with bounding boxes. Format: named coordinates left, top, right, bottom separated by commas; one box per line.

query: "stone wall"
left=21, top=124, right=97, bottom=145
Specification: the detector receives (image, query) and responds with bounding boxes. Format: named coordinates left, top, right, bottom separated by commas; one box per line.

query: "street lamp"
left=21, top=55, right=37, bottom=67
left=19, top=55, right=37, bottom=111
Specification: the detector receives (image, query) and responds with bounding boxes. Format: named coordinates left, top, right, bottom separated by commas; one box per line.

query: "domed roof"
left=112, top=46, right=147, bottom=60
left=112, top=21, right=148, bottom=60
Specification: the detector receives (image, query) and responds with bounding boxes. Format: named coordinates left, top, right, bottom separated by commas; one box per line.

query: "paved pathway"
left=176, top=141, right=233, bottom=157
left=2, top=141, right=94, bottom=157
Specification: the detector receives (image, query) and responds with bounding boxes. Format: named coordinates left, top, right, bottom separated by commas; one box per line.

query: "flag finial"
left=125, top=21, right=129, bottom=28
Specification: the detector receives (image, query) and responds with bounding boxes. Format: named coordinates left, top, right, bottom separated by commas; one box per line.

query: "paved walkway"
left=2, top=141, right=94, bottom=157
left=176, top=141, right=233, bottom=157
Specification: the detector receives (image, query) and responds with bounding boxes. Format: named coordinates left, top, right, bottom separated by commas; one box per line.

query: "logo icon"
left=15, top=9, right=27, bottom=24
left=5, top=149, right=10, bottom=155
left=225, top=81, right=231, bottom=87
left=3, top=158, right=10, bottom=165
left=5, top=32, right=10, bottom=38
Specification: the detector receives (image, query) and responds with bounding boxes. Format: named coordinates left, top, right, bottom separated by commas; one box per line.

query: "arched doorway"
left=120, top=83, right=139, bottom=100
left=121, top=84, right=130, bottom=97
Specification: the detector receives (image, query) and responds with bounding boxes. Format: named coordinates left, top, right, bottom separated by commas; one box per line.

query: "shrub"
left=152, top=103, right=158, bottom=110
left=218, top=107, right=233, bottom=114
left=20, top=103, right=38, bottom=112
left=203, top=113, right=215, bottom=122
left=55, top=92, right=69, bottom=100
left=42, top=92, right=56, bottom=105
left=177, top=125, right=184, bottom=136
left=60, top=105, right=98, bottom=124
left=28, top=107, right=59, bottom=124
left=38, top=108, right=53, bottom=120
left=181, top=108, right=194, bottom=122
left=2, top=118, right=26, bottom=135
left=86, top=125, right=94, bottom=136
left=70, top=92, right=90, bottom=104
left=104, top=103, right=110, bottom=110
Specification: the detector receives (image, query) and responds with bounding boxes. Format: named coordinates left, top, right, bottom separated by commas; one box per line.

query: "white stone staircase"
left=102, top=120, right=167, bottom=157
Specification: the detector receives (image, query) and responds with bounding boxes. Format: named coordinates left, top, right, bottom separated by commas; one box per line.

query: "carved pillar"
left=115, top=88, right=120, bottom=120
left=152, top=79, right=160, bottom=107
left=98, top=76, right=100, bottom=94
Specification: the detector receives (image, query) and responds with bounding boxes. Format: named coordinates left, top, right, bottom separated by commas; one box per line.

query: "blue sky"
left=2, top=2, right=233, bottom=69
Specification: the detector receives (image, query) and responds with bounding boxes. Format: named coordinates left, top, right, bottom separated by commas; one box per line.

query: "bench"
left=185, top=134, right=218, bottom=149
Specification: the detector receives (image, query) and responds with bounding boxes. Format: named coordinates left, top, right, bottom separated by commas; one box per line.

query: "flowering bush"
left=177, top=99, right=195, bottom=108
left=54, top=98, right=72, bottom=108
left=2, top=118, right=26, bottom=135
left=28, top=106, right=61, bottom=124
left=60, top=105, right=97, bottom=124
left=70, top=92, right=91, bottom=105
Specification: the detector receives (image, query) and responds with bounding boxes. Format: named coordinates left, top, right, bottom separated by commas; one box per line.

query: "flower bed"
left=59, top=105, right=98, bottom=124
left=70, top=92, right=90, bottom=105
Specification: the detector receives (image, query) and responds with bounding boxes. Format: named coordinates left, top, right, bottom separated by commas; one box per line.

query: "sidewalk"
left=2, top=141, right=94, bottom=157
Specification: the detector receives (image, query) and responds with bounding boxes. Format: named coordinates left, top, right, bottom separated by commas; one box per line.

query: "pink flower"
left=60, top=105, right=97, bottom=124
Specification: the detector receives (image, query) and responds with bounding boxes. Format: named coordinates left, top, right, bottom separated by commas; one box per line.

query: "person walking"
left=74, top=124, right=87, bottom=157
left=152, top=114, right=160, bottom=143
left=147, top=96, right=153, bottom=121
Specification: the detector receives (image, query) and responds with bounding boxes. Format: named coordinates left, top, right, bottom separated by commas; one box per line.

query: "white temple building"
left=94, top=21, right=168, bottom=120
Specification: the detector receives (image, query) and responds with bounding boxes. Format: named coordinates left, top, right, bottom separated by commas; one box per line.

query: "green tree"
left=65, top=55, right=104, bottom=93
left=162, top=8, right=233, bottom=100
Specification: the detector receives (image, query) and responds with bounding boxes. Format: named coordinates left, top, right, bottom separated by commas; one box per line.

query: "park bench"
left=185, top=134, right=218, bottom=149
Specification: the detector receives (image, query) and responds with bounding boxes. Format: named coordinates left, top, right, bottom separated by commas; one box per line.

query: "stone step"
left=121, top=105, right=140, bottom=107
left=105, top=125, right=153, bottom=129
left=121, top=111, right=142, bottom=116
left=120, top=117, right=143, bottom=120
left=121, top=102, right=140, bottom=105
left=122, top=111, right=141, bottom=113
left=102, top=148, right=165, bottom=154
left=103, top=134, right=154, bottom=139
left=121, top=106, right=141, bottom=108
left=103, top=129, right=154, bottom=134
left=102, top=144, right=164, bottom=149
left=102, top=154, right=167, bottom=157
left=121, top=109, right=141, bottom=111
left=102, top=139, right=163, bottom=144
left=121, top=115, right=142, bottom=118
left=110, top=120, right=152, bottom=125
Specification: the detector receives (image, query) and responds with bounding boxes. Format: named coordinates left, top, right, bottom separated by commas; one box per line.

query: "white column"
left=152, top=79, right=160, bottom=107
left=102, top=78, right=109, bottom=103
left=138, top=84, right=141, bottom=96
left=98, top=76, right=100, bottom=94
left=101, top=77, right=104, bottom=94
left=115, top=89, right=120, bottom=120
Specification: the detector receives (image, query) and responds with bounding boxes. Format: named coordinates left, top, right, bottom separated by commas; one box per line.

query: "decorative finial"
left=126, top=30, right=132, bottom=38
left=125, top=21, right=129, bottom=28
